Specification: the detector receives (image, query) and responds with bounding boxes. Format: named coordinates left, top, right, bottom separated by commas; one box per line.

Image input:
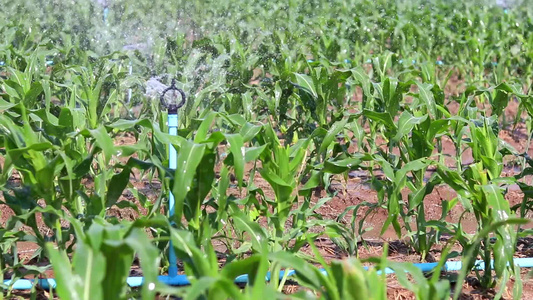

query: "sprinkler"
left=160, top=79, right=186, bottom=115
left=159, top=78, right=186, bottom=277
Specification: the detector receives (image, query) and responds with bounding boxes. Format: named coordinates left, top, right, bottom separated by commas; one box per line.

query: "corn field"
left=0, top=0, right=532, bottom=299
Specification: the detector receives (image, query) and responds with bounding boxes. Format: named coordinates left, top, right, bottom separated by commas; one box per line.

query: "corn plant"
left=291, top=63, right=351, bottom=127
left=66, top=58, right=128, bottom=129
left=47, top=216, right=163, bottom=300
left=255, top=124, right=309, bottom=242
left=170, top=227, right=289, bottom=299
left=273, top=242, right=452, bottom=300
left=436, top=116, right=521, bottom=288
left=451, top=218, right=529, bottom=300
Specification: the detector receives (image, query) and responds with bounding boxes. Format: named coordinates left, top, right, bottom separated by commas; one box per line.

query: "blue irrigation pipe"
left=127, top=61, right=133, bottom=103
left=4, top=257, right=533, bottom=290
left=167, top=112, right=178, bottom=277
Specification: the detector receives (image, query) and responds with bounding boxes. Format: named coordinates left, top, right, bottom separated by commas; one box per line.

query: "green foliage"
left=0, top=0, right=532, bottom=299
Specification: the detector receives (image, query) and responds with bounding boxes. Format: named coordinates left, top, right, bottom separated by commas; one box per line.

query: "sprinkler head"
left=160, top=79, right=186, bottom=114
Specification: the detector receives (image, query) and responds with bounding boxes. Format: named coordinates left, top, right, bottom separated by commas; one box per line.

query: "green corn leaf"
left=351, top=67, right=372, bottom=100
left=409, top=182, right=434, bottom=210
left=231, top=208, right=267, bottom=252
left=340, top=259, right=369, bottom=300
left=183, top=277, right=217, bottom=300
left=170, top=229, right=215, bottom=278
left=194, top=111, right=217, bottom=143
left=452, top=218, right=529, bottom=300
left=480, top=155, right=502, bottom=180
left=216, top=166, right=230, bottom=221
left=481, top=184, right=516, bottom=275
left=72, top=239, right=106, bottom=300
left=268, top=251, right=325, bottom=293
left=106, top=119, right=154, bottom=131
left=493, top=238, right=507, bottom=278
left=292, top=73, right=317, bottom=98
left=220, top=255, right=261, bottom=284
left=427, top=119, right=450, bottom=140
left=184, top=149, right=216, bottom=229
left=319, top=117, right=348, bottom=155
left=58, top=108, right=74, bottom=131
left=172, top=140, right=206, bottom=223
left=374, top=155, right=395, bottom=182
left=225, top=133, right=244, bottom=186
left=46, top=243, right=82, bottom=300
left=245, top=145, right=267, bottom=163
left=239, top=122, right=263, bottom=143
left=100, top=241, right=134, bottom=300
left=395, top=158, right=431, bottom=186
left=363, top=109, right=396, bottom=130
left=185, top=277, right=244, bottom=300
left=323, top=153, right=370, bottom=174
left=513, top=263, right=523, bottom=300
left=124, top=228, right=161, bottom=300
left=106, top=166, right=131, bottom=208
left=392, top=111, right=427, bottom=143
left=260, top=166, right=293, bottom=204
left=0, top=98, right=17, bottom=111
left=78, top=126, right=116, bottom=164
left=24, top=81, right=43, bottom=106
left=417, top=82, right=437, bottom=118
left=300, top=170, right=322, bottom=193
left=491, top=88, right=510, bottom=117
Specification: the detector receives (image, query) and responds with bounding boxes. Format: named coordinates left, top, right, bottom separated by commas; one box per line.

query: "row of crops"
left=1, top=0, right=533, bottom=299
